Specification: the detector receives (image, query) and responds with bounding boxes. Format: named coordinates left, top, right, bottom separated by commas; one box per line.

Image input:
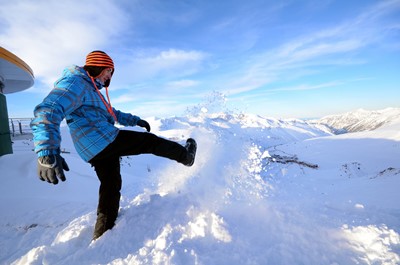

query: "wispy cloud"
left=222, top=0, right=400, bottom=96
left=1, top=0, right=209, bottom=95
left=111, top=79, right=201, bottom=105
left=123, top=99, right=193, bottom=118
left=2, top=0, right=399, bottom=118
left=0, top=0, right=129, bottom=88
left=166, top=79, right=200, bottom=90
left=134, top=49, right=207, bottom=78
left=269, top=81, right=343, bottom=92
left=111, top=94, right=137, bottom=105
left=112, top=48, right=207, bottom=90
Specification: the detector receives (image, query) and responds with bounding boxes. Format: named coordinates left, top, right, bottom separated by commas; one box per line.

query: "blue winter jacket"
left=30, top=65, right=141, bottom=162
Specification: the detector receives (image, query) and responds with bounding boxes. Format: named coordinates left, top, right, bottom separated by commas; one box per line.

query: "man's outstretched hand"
left=37, top=154, right=69, bottom=185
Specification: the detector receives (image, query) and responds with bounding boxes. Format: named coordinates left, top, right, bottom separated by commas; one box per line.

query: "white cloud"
left=166, top=79, right=199, bottom=90
left=269, top=81, right=342, bottom=92
left=221, top=0, right=400, bottom=96
left=135, top=49, right=207, bottom=76
left=112, top=49, right=207, bottom=88
left=0, top=0, right=129, bottom=87
left=111, top=94, right=137, bottom=105
left=123, top=99, right=192, bottom=118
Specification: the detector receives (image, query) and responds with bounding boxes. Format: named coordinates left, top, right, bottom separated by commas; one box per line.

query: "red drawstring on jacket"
left=88, top=74, right=117, bottom=122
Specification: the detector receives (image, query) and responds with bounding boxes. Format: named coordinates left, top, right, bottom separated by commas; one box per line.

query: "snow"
left=1, top=109, right=399, bottom=265
left=313, top=107, right=400, bottom=133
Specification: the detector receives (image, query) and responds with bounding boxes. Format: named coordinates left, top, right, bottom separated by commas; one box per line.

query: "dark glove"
left=137, top=119, right=151, bottom=132
left=37, top=154, right=70, bottom=185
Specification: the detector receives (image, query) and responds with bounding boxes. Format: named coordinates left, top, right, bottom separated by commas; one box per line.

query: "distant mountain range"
left=311, top=107, right=400, bottom=133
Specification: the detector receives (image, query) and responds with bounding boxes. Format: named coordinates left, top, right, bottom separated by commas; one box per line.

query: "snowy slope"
left=312, top=107, right=400, bottom=133
left=0, top=110, right=399, bottom=265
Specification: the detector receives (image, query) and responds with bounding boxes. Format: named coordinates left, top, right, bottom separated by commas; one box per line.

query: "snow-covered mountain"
left=1, top=108, right=399, bottom=265
left=312, top=107, right=400, bottom=133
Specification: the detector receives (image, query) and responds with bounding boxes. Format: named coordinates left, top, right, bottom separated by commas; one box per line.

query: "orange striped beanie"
left=85, top=51, right=114, bottom=69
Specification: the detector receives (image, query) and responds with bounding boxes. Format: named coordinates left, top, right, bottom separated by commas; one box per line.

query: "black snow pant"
left=89, top=130, right=189, bottom=239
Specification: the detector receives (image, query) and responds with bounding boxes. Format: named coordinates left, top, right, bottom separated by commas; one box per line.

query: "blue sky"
left=1, top=0, right=399, bottom=119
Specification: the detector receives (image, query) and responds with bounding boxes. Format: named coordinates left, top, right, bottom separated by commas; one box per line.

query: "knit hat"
left=85, top=51, right=114, bottom=69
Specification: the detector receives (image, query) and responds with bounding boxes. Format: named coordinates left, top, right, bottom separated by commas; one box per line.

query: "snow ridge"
left=313, top=107, right=400, bottom=133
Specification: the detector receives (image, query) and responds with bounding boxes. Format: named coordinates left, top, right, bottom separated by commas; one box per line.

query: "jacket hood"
left=56, top=65, right=104, bottom=89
